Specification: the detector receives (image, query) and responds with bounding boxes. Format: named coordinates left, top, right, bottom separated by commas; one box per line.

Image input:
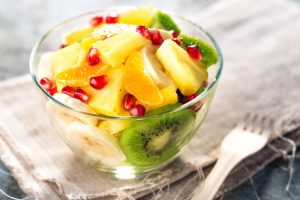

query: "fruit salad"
left=35, top=5, right=219, bottom=171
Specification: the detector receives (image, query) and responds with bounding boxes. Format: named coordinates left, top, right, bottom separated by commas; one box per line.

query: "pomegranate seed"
left=62, top=86, right=75, bottom=97
left=171, top=30, right=179, bottom=38
left=136, top=26, right=151, bottom=40
left=185, top=93, right=198, bottom=103
left=122, top=93, right=137, bottom=111
left=129, top=104, right=146, bottom=116
left=39, top=78, right=53, bottom=90
left=190, top=101, right=204, bottom=112
left=185, top=93, right=203, bottom=112
left=48, top=87, right=57, bottom=96
left=104, top=35, right=112, bottom=40
left=87, top=48, right=101, bottom=66
left=90, top=75, right=109, bottom=89
left=74, top=88, right=89, bottom=103
left=150, top=29, right=164, bottom=45
left=105, top=14, right=119, bottom=24
left=172, top=38, right=181, bottom=46
left=186, top=45, right=202, bottom=60
left=90, top=16, right=103, bottom=27
left=59, top=44, right=67, bottom=49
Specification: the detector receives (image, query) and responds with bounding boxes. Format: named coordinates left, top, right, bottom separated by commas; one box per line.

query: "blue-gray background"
left=0, top=0, right=299, bottom=199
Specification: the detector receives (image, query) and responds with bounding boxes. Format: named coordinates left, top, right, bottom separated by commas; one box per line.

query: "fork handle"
left=192, top=153, right=240, bottom=200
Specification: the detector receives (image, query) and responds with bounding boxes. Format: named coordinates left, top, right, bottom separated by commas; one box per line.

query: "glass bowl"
left=29, top=7, right=223, bottom=179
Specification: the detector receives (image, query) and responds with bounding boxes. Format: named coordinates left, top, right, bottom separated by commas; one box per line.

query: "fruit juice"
left=34, top=5, right=220, bottom=175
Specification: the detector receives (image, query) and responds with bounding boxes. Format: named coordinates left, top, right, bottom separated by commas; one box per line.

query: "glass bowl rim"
left=29, top=6, right=224, bottom=120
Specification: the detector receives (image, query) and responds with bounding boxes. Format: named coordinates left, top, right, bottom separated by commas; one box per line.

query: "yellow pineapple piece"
left=159, top=85, right=178, bottom=107
left=147, top=85, right=178, bottom=110
left=64, top=27, right=94, bottom=45
left=98, top=120, right=131, bottom=136
left=156, top=39, right=208, bottom=96
left=93, top=31, right=150, bottom=67
left=52, top=37, right=97, bottom=77
left=119, top=5, right=157, bottom=26
left=88, top=66, right=126, bottom=116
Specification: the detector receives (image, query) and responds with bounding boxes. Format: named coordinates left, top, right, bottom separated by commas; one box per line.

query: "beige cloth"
left=1, top=0, right=300, bottom=199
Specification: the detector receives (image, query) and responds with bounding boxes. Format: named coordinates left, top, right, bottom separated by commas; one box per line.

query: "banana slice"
left=46, top=93, right=98, bottom=128
left=37, top=52, right=54, bottom=79
left=66, top=121, right=126, bottom=166
left=154, top=29, right=173, bottom=40
left=142, top=44, right=174, bottom=89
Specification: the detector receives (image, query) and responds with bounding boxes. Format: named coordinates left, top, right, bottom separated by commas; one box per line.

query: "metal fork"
left=192, top=113, right=274, bottom=200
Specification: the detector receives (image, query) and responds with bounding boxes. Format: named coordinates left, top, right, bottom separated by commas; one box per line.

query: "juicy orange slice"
left=56, top=64, right=109, bottom=87
left=124, top=51, right=163, bottom=106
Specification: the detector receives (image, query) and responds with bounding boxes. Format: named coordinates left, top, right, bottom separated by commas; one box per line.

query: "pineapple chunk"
left=88, top=66, right=126, bottom=116
left=93, top=31, right=150, bottom=67
left=119, top=5, right=157, bottom=26
left=160, top=85, right=178, bottom=107
left=64, top=27, right=94, bottom=45
left=52, top=42, right=89, bottom=76
left=98, top=120, right=131, bottom=136
left=148, top=85, right=178, bottom=110
left=156, top=39, right=208, bottom=96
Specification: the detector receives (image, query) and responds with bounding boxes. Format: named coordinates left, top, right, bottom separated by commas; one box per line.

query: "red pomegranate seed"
left=90, top=16, right=104, bottom=27
left=171, top=30, right=179, bottom=38
left=185, top=93, right=203, bottom=112
left=172, top=38, right=181, bottom=46
left=48, top=87, right=57, bottom=96
left=129, top=104, right=146, bottom=116
left=59, top=44, right=67, bottom=49
left=150, top=29, right=164, bottom=45
left=105, top=14, right=119, bottom=24
left=185, top=93, right=198, bottom=103
left=39, top=78, right=53, bottom=90
left=87, top=48, right=101, bottom=66
left=90, top=75, right=108, bottom=89
left=136, top=26, right=151, bottom=40
left=104, top=35, right=112, bottom=40
left=74, top=88, right=89, bottom=103
left=191, top=101, right=204, bottom=112
left=186, top=45, right=202, bottom=60
left=122, top=93, right=137, bottom=111
left=62, top=86, right=75, bottom=97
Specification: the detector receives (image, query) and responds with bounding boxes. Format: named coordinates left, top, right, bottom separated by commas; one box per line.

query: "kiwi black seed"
left=119, top=107, right=195, bottom=166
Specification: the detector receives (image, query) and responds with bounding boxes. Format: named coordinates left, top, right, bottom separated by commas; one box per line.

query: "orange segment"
left=124, top=51, right=163, bottom=106
left=56, top=64, right=109, bottom=87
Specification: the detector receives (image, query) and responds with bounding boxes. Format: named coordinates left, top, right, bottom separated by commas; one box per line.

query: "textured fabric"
left=0, top=0, right=300, bottom=199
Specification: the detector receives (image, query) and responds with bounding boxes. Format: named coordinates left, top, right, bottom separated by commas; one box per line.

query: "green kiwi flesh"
left=149, top=11, right=181, bottom=33
left=120, top=108, right=195, bottom=166
left=179, top=34, right=218, bottom=67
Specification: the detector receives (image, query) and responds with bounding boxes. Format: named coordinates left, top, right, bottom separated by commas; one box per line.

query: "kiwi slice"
left=120, top=107, right=195, bottom=166
left=146, top=103, right=182, bottom=115
left=149, top=11, right=181, bottom=33
left=179, top=34, right=218, bottom=67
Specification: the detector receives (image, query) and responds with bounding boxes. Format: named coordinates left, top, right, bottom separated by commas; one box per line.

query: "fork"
left=192, top=113, right=273, bottom=200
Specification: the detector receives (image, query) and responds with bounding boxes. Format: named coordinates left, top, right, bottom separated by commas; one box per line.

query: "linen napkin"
left=1, top=0, right=300, bottom=199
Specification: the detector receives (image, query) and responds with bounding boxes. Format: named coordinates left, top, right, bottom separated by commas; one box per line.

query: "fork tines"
left=239, top=113, right=274, bottom=137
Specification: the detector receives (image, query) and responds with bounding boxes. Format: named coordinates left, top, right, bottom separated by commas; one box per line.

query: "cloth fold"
left=1, top=0, right=300, bottom=199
